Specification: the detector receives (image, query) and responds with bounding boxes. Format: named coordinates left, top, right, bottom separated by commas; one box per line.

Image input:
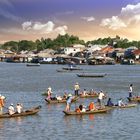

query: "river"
left=0, top=62, right=140, bottom=140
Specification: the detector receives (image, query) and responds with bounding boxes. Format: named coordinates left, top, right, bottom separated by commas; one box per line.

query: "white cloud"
left=54, top=25, right=68, bottom=35
left=100, top=3, right=140, bottom=30
left=121, top=2, right=140, bottom=24
left=100, top=16, right=127, bottom=30
left=22, top=21, right=68, bottom=35
left=81, top=16, right=95, bottom=22
left=33, top=21, right=55, bottom=33
left=121, top=3, right=140, bottom=15
left=22, top=21, right=32, bottom=30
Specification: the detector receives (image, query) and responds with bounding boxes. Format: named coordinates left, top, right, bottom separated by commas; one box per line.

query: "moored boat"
left=0, top=106, right=41, bottom=118
left=77, top=73, right=106, bottom=78
left=62, top=67, right=82, bottom=71
left=26, top=63, right=40, bottom=66
left=63, top=108, right=109, bottom=115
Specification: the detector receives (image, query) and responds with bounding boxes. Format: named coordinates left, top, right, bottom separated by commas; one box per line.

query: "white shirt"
left=9, top=106, right=15, bottom=115
left=16, top=105, right=22, bottom=113
left=129, top=86, right=133, bottom=93
left=118, top=100, right=124, bottom=106
left=98, top=92, right=105, bottom=100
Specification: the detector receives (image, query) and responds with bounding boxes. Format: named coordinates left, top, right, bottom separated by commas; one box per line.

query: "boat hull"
left=0, top=106, right=41, bottom=118
left=63, top=108, right=109, bottom=115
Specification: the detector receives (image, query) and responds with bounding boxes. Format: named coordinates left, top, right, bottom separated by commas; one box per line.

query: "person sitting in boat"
left=106, top=98, right=114, bottom=107
left=88, top=102, right=96, bottom=111
left=118, top=98, right=125, bottom=107
left=16, top=103, right=23, bottom=113
left=8, top=103, right=15, bottom=115
left=65, top=94, right=73, bottom=111
left=79, top=104, right=86, bottom=112
left=80, top=89, right=87, bottom=96
left=56, top=95, right=62, bottom=101
left=75, top=107, right=81, bottom=113
left=63, top=92, right=68, bottom=100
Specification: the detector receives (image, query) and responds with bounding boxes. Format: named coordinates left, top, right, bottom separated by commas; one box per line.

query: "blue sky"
left=0, top=0, right=140, bottom=43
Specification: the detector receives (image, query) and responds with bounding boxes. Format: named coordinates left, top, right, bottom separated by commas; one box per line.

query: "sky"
left=0, top=0, right=140, bottom=43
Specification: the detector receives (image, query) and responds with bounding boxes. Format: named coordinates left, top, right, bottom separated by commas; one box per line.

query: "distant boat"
left=62, top=67, right=82, bottom=71
left=26, top=63, right=40, bottom=66
left=77, top=73, right=106, bottom=78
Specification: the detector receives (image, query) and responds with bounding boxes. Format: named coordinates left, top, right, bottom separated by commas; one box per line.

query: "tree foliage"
left=1, top=34, right=140, bottom=52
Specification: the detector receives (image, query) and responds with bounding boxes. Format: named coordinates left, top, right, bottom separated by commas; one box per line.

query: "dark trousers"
left=75, top=90, right=79, bottom=96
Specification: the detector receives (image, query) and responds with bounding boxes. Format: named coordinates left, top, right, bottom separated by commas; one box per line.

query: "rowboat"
left=62, top=67, right=82, bottom=71
left=77, top=73, right=106, bottom=78
left=56, top=69, right=76, bottom=73
left=79, top=93, right=98, bottom=98
left=106, top=103, right=137, bottom=109
left=128, top=97, right=140, bottom=102
left=26, top=63, right=40, bottom=66
left=45, top=97, right=79, bottom=104
left=0, top=106, right=41, bottom=118
left=63, top=108, right=109, bottom=115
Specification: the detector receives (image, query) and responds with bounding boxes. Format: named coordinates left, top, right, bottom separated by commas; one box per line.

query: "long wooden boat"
left=79, top=93, right=98, bottom=98
left=128, top=97, right=140, bottom=102
left=26, top=63, right=40, bottom=66
left=63, top=108, right=109, bottom=115
left=106, top=103, right=137, bottom=109
left=62, top=67, right=82, bottom=71
left=77, top=73, right=106, bottom=78
left=45, top=96, right=79, bottom=104
left=56, top=69, right=77, bottom=73
left=0, top=106, right=41, bottom=118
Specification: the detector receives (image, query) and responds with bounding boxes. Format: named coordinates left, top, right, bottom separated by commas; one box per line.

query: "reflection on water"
left=0, top=63, right=140, bottom=140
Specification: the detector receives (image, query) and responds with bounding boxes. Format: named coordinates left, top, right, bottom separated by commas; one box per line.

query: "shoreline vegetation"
left=0, top=34, right=140, bottom=65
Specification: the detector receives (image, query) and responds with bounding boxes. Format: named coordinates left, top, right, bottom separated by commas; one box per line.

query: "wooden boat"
left=45, top=96, right=79, bottom=104
left=106, top=103, right=137, bottom=109
left=0, top=106, right=41, bottom=118
left=62, top=67, right=82, bottom=71
left=26, top=63, right=40, bottom=66
left=63, top=108, right=109, bottom=115
left=79, top=93, right=98, bottom=98
left=128, top=97, right=140, bottom=102
left=77, top=73, right=106, bottom=78
left=56, top=69, right=76, bottom=73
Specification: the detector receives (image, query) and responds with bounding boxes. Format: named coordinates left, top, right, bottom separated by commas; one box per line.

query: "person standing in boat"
left=98, top=90, right=105, bottom=108
left=74, top=82, right=80, bottom=96
left=0, top=94, right=6, bottom=114
left=129, top=84, right=133, bottom=98
left=46, top=86, right=53, bottom=100
left=65, top=94, right=73, bottom=111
